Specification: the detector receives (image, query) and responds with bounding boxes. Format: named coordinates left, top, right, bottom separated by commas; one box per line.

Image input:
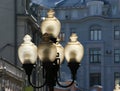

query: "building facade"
left=35, top=0, right=120, bottom=91
left=0, top=58, right=24, bottom=91
left=0, top=0, right=40, bottom=90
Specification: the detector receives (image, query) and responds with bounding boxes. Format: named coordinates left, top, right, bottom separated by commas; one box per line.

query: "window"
left=90, top=73, right=101, bottom=87
left=90, top=25, right=102, bottom=40
left=87, top=1, right=104, bottom=15
left=114, top=49, right=120, bottom=63
left=59, top=32, right=65, bottom=41
left=114, top=72, right=120, bottom=85
left=114, top=26, right=120, bottom=40
left=89, top=48, right=101, bottom=63
left=112, top=5, right=117, bottom=15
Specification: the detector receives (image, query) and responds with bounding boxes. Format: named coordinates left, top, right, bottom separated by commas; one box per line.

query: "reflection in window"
left=114, top=49, right=120, bottom=63
left=114, top=26, right=120, bottom=40
left=90, top=25, right=102, bottom=40
left=89, top=48, right=101, bottom=63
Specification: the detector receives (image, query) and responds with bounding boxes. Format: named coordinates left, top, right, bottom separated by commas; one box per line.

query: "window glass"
left=90, top=25, right=102, bottom=40
left=114, top=49, right=120, bottom=63
left=90, top=73, right=101, bottom=87
left=89, top=48, right=101, bottom=63
left=59, top=32, right=65, bottom=42
left=114, top=26, right=120, bottom=40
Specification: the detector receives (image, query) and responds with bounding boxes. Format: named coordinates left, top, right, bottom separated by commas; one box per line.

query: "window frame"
left=59, top=32, right=65, bottom=42
left=114, top=26, right=120, bottom=40
left=89, top=48, right=101, bottom=63
left=89, top=73, right=101, bottom=87
left=90, top=25, right=102, bottom=41
left=114, top=49, right=120, bottom=63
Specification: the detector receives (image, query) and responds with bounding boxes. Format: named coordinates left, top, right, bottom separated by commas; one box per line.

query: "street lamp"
left=18, top=9, right=84, bottom=91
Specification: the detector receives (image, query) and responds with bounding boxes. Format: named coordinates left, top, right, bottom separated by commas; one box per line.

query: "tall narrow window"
left=114, top=26, right=120, bottom=40
left=89, top=48, right=101, bottom=63
left=114, top=49, right=120, bottom=63
left=90, top=25, right=102, bottom=40
left=59, top=32, right=65, bottom=41
left=90, top=73, right=101, bottom=87
left=114, top=72, right=120, bottom=85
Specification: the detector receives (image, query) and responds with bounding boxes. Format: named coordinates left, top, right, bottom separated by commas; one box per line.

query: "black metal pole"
left=48, top=86, right=54, bottom=91
left=43, top=60, right=59, bottom=91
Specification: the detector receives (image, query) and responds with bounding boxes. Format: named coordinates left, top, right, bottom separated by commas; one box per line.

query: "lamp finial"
left=47, top=9, right=55, bottom=18
left=70, top=33, right=78, bottom=42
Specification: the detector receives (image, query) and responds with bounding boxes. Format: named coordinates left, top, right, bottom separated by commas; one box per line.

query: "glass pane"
left=115, top=31, right=120, bottom=35
left=115, top=73, right=120, bottom=76
left=99, top=30, right=101, bottom=40
left=94, top=55, right=97, bottom=62
left=91, top=31, right=94, bottom=40
left=115, top=30, right=120, bottom=39
left=94, top=50, right=97, bottom=54
left=115, top=55, right=120, bottom=62
left=115, top=49, right=120, bottom=53
left=89, top=49, right=101, bottom=63
left=90, top=25, right=101, bottom=40
left=94, top=31, right=98, bottom=40
left=90, top=56, right=93, bottom=62
left=90, top=73, right=101, bottom=87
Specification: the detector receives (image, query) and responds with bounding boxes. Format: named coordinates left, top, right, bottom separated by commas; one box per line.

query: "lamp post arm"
left=28, top=74, right=46, bottom=88
left=56, top=61, right=80, bottom=88
left=23, top=63, right=46, bottom=88
left=55, top=63, right=75, bottom=88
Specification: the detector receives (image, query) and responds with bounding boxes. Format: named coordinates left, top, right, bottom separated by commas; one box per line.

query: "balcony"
left=0, top=58, right=25, bottom=91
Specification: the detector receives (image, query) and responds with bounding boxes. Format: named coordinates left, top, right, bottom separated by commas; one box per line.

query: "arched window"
left=90, top=25, right=102, bottom=40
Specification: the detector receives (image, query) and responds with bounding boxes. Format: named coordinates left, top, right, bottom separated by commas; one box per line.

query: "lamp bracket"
left=23, top=63, right=46, bottom=88
left=56, top=61, right=80, bottom=88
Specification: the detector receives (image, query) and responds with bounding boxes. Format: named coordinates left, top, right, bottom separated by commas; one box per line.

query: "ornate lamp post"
left=18, top=9, right=84, bottom=91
